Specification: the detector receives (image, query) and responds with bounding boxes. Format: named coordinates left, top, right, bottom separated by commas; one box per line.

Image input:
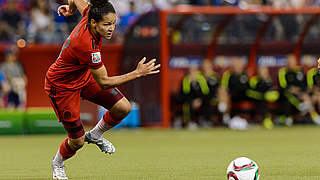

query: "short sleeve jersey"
left=46, top=7, right=104, bottom=90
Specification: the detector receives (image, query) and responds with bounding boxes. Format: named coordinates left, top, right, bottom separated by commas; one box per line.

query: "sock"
left=89, top=111, right=123, bottom=139
left=57, top=138, right=77, bottom=161
left=89, top=117, right=109, bottom=139
left=52, top=149, right=64, bottom=165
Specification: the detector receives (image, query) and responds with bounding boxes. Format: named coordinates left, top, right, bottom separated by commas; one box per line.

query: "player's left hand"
left=57, top=5, right=74, bottom=16
left=135, top=57, right=161, bottom=77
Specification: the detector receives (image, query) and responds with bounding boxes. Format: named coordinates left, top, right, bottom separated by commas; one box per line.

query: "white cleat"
left=85, top=132, right=116, bottom=154
left=52, top=161, right=68, bottom=180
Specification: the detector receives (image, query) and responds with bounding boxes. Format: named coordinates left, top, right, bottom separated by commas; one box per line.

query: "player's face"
left=258, top=67, right=269, bottom=79
left=202, top=60, right=212, bottom=73
left=94, top=13, right=116, bottom=40
left=287, top=55, right=297, bottom=69
left=232, top=58, right=244, bottom=74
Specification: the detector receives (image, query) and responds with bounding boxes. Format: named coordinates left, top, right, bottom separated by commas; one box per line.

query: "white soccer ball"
left=226, top=157, right=260, bottom=180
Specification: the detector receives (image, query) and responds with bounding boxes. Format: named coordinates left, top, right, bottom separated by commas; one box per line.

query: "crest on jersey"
left=91, top=52, right=101, bottom=63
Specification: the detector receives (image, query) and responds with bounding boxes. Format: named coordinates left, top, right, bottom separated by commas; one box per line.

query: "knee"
left=69, top=136, right=85, bottom=150
left=113, top=98, right=131, bottom=119
left=124, top=102, right=131, bottom=115
left=119, top=102, right=131, bottom=119
left=117, top=99, right=131, bottom=119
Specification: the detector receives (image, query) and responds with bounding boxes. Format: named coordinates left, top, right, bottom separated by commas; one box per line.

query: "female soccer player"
left=44, top=0, right=160, bottom=179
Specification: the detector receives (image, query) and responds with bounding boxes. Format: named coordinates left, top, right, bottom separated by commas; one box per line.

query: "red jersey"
left=46, top=7, right=104, bottom=90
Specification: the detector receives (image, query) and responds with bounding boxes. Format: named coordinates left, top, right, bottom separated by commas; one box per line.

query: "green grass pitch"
left=1, top=126, right=320, bottom=180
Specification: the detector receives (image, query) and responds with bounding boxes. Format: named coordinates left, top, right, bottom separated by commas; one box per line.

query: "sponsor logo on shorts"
left=91, top=52, right=101, bottom=63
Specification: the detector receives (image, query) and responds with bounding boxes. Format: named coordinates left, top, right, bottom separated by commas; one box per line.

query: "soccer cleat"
left=85, top=132, right=116, bottom=154
left=52, top=161, right=68, bottom=180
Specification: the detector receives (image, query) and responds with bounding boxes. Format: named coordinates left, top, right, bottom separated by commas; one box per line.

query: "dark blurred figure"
left=219, top=57, right=250, bottom=124
left=0, top=21, right=15, bottom=42
left=306, top=66, right=320, bottom=124
left=0, top=46, right=27, bottom=109
left=201, top=59, right=219, bottom=124
left=180, top=65, right=209, bottom=129
left=246, top=66, right=279, bottom=128
left=0, top=0, right=26, bottom=42
left=278, top=54, right=315, bottom=126
left=1, top=0, right=23, bottom=29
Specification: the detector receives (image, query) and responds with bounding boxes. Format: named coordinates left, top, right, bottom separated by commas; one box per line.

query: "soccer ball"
left=226, top=157, right=260, bottom=180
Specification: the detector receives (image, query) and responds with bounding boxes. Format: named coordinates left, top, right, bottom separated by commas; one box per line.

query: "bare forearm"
left=95, top=70, right=141, bottom=89
left=91, top=58, right=160, bottom=89
left=72, top=0, right=88, bottom=15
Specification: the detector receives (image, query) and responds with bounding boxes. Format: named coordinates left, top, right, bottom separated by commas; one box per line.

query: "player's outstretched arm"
left=318, top=58, right=320, bottom=69
left=57, top=0, right=88, bottom=17
left=91, top=57, right=161, bottom=89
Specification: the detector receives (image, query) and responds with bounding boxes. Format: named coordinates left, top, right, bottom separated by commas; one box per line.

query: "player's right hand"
left=135, top=57, right=161, bottom=77
left=57, top=5, right=74, bottom=16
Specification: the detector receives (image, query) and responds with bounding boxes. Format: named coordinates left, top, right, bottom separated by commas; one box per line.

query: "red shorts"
left=44, top=76, right=124, bottom=139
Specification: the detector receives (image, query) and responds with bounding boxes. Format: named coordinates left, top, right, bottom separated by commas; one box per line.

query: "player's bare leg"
left=85, top=97, right=131, bottom=154
left=52, top=135, right=85, bottom=179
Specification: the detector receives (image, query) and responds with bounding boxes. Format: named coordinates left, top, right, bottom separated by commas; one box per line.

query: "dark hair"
left=88, top=0, right=116, bottom=23
left=4, top=45, right=17, bottom=57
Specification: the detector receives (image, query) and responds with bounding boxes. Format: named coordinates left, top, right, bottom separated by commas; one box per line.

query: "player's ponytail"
left=88, top=0, right=116, bottom=23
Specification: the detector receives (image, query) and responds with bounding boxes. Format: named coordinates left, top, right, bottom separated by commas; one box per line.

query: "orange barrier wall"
left=0, top=44, right=123, bottom=107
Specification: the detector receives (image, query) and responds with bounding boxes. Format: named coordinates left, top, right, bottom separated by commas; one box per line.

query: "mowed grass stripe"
left=0, top=126, right=319, bottom=180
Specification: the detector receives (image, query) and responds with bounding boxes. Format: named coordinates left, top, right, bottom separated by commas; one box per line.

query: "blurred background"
left=2, top=0, right=320, bottom=134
